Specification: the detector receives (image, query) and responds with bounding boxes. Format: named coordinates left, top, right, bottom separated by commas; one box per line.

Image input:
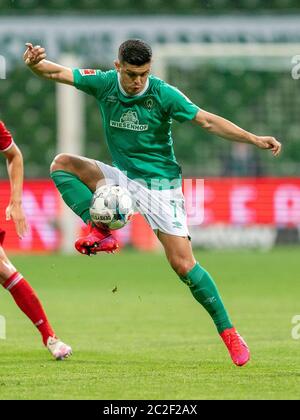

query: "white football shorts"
left=95, top=161, right=189, bottom=238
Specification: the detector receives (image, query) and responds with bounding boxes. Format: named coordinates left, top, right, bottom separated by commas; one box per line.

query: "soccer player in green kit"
left=24, top=40, right=281, bottom=367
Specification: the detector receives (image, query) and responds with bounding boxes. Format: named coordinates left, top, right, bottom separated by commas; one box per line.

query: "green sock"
left=51, top=170, right=92, bottom=224
left=180, top=262, right=233, bottom=334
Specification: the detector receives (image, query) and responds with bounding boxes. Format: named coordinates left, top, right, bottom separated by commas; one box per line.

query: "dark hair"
left=118, top=39, right=152, bottom=66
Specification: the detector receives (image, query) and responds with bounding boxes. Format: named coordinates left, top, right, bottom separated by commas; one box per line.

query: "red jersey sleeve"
left=0, top=120, right=14, bottom=152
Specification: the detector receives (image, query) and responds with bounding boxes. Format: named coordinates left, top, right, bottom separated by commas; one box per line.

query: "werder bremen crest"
left=144, top=98, right=154, bottom=110
left=110, top=110, right=148, bottom=132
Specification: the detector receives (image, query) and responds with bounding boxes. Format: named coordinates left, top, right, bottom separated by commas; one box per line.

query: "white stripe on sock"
left=6, top=273, right=23, bottom=291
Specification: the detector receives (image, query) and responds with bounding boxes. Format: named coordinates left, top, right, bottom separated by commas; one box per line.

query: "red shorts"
left=0, top=229, right=5, bottom=246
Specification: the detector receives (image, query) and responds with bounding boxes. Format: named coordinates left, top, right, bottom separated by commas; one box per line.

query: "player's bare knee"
left=0, top=257, right=15, bottom=284
left=169, top=256, right=195, bottom=277
left=50, top=153, right=73, bottom=173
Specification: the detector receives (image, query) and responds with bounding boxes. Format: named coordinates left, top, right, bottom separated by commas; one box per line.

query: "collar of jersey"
left=117, top=73, right=149, bottom=98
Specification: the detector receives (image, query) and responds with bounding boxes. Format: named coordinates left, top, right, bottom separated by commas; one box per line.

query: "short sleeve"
left=73, top=68, right=110, bottom=99
left=161, top=82, right=200, bottom=122
left=0, top=121, right=13, bottom=152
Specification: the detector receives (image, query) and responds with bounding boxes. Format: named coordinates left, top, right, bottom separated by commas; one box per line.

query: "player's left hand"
left=6, top=202, right=28, bottom=239
left=253, top=136, right=282, bottom=157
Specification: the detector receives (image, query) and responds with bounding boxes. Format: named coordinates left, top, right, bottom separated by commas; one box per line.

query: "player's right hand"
left=6, top=202, right=28, bottom=239
left=24, top=43, right=47, bottom=66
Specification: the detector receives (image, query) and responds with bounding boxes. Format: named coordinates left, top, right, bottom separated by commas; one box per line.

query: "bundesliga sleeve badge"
left=79, top=69, right=97, bottom=76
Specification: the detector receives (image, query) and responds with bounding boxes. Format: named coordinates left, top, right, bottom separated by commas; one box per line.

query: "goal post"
left=56, top=54, right=85, bottom=254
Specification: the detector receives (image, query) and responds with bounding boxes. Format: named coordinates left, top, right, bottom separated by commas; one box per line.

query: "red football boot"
left=220, top=327, right=250, bottom=367
left=75, top=222, right=119, bottom=255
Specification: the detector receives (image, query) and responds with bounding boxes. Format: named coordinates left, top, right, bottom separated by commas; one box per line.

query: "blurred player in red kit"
left=0, top=120, right=72, bottom=360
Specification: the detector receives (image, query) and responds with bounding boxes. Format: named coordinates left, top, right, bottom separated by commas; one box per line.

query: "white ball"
left=90, top=185, right=134, bottom=230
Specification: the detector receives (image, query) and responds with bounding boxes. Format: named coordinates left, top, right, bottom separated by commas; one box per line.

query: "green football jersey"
left=73, top=68, right=200, bottom=189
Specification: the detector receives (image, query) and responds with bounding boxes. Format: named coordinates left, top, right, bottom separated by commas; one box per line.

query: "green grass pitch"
left=0, top=248, right=299, bottom=400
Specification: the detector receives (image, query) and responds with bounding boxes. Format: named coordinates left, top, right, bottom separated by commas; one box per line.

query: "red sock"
left=3, top=272, right=56, bottom=346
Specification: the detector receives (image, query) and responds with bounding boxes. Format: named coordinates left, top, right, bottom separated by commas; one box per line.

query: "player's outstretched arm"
left=2, top=144, right=28, bottom=238
left=193, top=110, right=281, bottom=157
left=24, top=43, right=74, bottom=85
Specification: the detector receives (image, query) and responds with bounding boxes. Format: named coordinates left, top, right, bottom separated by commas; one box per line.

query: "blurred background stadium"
left=1, top=0, right=300, bottom=252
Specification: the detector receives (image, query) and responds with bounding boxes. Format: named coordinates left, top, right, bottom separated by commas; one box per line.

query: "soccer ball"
left=90, top=185, right=134, bottom=230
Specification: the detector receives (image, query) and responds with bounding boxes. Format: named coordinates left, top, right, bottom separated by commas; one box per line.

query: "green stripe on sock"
left=180, top=262, right=233, bottom=334
left=51, top=170, right=93, bottom=224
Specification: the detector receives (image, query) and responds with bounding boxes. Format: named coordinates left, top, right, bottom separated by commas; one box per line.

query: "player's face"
left=115, top=60, right=151, bottom=95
